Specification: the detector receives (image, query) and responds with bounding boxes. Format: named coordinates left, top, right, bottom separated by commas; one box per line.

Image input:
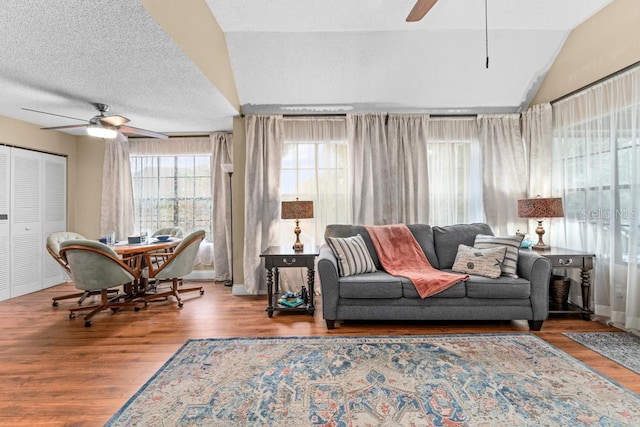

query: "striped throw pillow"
left=326, top=234, right=377, bottom=277
left=474, top=234, right=524, bottom=278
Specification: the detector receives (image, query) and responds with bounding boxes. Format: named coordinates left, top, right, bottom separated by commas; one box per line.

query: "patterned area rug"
left=106, top=334, right=640, bottom=426
left=565, top=331, right=640, bottom=375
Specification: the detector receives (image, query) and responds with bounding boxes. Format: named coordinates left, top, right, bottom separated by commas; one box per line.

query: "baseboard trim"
left=184, top=270, right=215, bottom=281
left=231, top=284, right=266, bottom=296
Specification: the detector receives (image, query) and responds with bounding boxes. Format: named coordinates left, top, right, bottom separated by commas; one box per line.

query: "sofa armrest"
left=318, top=244, right=340, bottom=321
left=517, top=250, right=552, bottom=321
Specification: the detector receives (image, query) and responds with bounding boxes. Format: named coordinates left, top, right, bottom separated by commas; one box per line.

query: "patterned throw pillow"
left=474, top=234, right=524, bottom=278
left=452, top=244, right=507, bottom=279
left=326, top=234, right=377, bottom=277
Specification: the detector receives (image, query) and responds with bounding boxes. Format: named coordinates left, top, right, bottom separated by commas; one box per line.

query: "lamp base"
left=292, top=220, right=304, bottom=252
left=532, top=244, right=550, bottom=251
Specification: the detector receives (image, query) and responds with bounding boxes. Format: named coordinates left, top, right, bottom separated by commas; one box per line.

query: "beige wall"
left=0, top=114, right=79, bottom=232
left=532, top=0, right=640, bottom=104
left=74, top=136, right=105, bottom=239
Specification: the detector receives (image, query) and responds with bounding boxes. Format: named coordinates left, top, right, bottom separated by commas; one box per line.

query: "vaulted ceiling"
left=0, top=0, right=612, bottom=136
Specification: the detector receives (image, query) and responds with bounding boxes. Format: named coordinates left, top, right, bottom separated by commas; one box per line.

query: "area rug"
left=564, top=331, right=640, bottom=375
left=106, top=334, right=640, bottom=426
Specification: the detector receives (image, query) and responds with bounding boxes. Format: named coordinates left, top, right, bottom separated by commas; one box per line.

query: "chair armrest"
left=517, top=250, right=552, bottom=321
left=318, top=244, right=340, bottom=321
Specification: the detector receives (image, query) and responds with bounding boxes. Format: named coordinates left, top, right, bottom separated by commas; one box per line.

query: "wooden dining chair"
left=47, top=231, right=118, bottom=306
left=60, top=239, right=142, bottom=327
left=142, top=230, right=205, bottom=308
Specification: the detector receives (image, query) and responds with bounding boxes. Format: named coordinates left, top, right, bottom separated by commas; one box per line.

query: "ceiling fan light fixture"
left=86, top=122, right=118, bottom=139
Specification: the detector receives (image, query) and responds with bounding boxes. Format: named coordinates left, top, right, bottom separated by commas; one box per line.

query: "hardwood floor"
left=0, top=280, right=638, bottom=426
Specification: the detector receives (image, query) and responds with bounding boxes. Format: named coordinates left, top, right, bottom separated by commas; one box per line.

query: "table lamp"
left=281, top=198, right=314, bottom=252
left=517, top=196, right=564, bottom=250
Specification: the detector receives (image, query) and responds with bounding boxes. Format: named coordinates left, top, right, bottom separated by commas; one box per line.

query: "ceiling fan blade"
left=22, top=107, right=87, bottom=123
left=406, top=0, right=438, bottom=22
left=100, top=115, right=130, bottom=126
left=40, top=124, right=88, bottom=130
left=118, top=125, right=168, bottom=139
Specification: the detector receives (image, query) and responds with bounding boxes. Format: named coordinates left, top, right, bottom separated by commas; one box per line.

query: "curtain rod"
left=551, top=60, right=640, bottom=105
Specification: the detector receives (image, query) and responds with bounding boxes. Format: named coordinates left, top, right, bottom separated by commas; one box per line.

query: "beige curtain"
left=552, top=65, right=640, bottom=331
left=100, top=132, right=134, bottom=241
left=211, top=133, right=233, bottom=281
left=478, top=114, right=528, bottom=235
left=346, top=113, right=394, bottom=224
left=244, top=115, right=284, bottom=294
left=386, top=114, right=430, bottom=224
left=522, top=103, right=553, bottom=239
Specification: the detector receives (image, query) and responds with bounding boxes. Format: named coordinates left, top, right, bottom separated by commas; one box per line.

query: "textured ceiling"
left=0, top=0, right=612, bottom=138
left=0, top=0, right=237, bottom=136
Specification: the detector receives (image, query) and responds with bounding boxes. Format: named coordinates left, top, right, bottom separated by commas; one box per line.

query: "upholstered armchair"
left=152, top=226, right=184, bottom=238
left=59, top=239, right=142, bottom=327
left=47, top=231, right=118, bottom=306
left=142, top=229, right=205, bottom=307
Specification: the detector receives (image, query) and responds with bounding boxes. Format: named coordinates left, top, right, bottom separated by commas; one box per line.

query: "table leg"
left=266, top=268, right=274, bottom=317
left=580, top=267, right=592, bottom=320
left=307, top=267, right=315, bottom=315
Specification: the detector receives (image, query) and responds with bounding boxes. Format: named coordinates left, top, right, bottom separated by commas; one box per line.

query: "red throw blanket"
left=365, top=224, right=468, bottom=298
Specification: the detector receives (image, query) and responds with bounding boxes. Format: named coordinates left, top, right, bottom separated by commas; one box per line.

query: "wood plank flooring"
left=0, top=280, right=638, bottom=426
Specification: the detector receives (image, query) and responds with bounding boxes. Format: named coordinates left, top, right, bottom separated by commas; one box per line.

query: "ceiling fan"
left=406, top=0, right=438, bottom=22
left=22, top=103, right=168, bottom=139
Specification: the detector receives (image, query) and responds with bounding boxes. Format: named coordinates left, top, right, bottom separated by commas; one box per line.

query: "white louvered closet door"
left=0, top=146, right=10, bottom=301
left=42, top=153, right=67, bottom=288
left=10, top=148, right=43, bottom=298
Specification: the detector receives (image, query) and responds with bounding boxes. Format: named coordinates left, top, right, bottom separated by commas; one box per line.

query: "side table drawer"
left=265, top=255, right=315, bottom=269
left=543, top=255, right=593, bottom=270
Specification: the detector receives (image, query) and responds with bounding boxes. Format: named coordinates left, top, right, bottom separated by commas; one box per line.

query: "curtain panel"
left=243, top=115, right=284, bottom=295
left=522, top=103, right=554, bottom=240
left=386, top=114, right=430, bottom=224
left=129, top=136, right=212, bottom=155
left=552, top=65, right=640, bottom=331
left=347, top=113, right=395, bottom=224
left=211, top=133, right=233, bottom=280
left=478, top=114, right=528, bottom=236
left=100, top=132, right=134, bottom=241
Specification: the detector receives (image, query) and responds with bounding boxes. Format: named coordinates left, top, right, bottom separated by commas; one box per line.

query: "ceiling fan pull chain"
left=485, top=0, right=489, bottom=69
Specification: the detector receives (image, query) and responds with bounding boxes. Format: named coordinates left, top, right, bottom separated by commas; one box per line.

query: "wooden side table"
left=260, top=245, right=319, bottom=317
left=538, top=247, right=595, bottom=320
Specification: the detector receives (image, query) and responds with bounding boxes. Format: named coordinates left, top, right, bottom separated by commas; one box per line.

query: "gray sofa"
left=318, top=223, right=552, bottom=330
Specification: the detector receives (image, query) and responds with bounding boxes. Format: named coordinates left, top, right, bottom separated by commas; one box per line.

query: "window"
left=130, top=155, right=213, bottom=239
left=280, top=118, right=349, bottom=247
left=554, top=91, right=640, bottom=264
left=427, top=118, right=483, bottom=225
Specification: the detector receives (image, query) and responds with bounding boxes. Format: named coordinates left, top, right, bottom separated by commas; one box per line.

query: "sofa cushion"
left=474, top=234, right=524, bottom=278
left=401, top=277, right=466, bottom=298
left=326, top=234, right=377, bottom=277
left=338, top=272, right=403, bottom=298
left=406, top=224, right=439, bottom=268
left=452, top=244, right=507, bottom=279
left=433, top=223, right=494, bottom=269
left=465, top=274, right=531, bottom=299
left=325, top=224, right=380, bottom=269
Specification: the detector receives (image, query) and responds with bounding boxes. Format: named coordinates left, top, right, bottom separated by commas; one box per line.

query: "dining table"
left=111, top=238, right=182, bottom=297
